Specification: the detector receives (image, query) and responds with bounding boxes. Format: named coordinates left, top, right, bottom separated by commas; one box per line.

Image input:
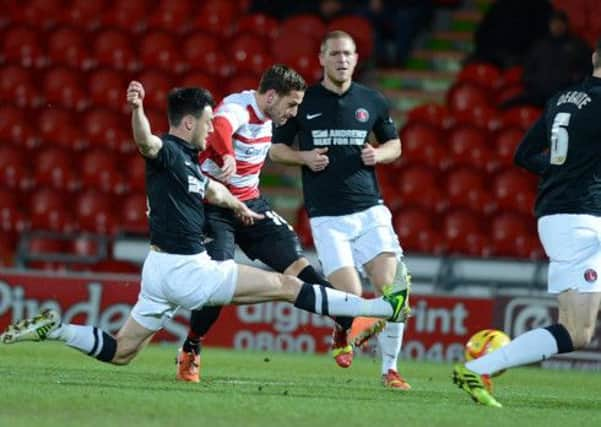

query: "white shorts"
left=131, top=250, right=238, bottom=331
left=310, top=205, right=403, bottom=277
left=538, top=214, right=601, bottom=294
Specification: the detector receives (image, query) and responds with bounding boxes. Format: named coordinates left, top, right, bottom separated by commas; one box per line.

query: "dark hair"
left=320, top=30, right=356, bottom=53
left=257, top=64, right=306, bottom=95
left=167, top=87, right=214, bottom=127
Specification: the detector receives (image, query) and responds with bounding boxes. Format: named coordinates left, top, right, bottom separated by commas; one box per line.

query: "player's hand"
left=300, top=148, right=329, bottom=172
left=234, top=202, right=264, bottom=226
left=127, top=81, right=145, bottom=109
left=361, top=143, right=379, bottom=166
left=216, top=154, right=236, bottom=182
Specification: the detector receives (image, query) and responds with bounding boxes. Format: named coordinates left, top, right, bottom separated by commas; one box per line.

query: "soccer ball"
left=465, top=329, right=511, bottom=363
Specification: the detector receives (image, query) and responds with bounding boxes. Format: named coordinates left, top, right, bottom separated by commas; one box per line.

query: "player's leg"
left=309, top=213, right=364, bottom=367
left=239, top=201, right=357, bottom=367
left=0, top=309, right=155, bottom=365
left=453, top=214, right=601, bottom=407
left=229, top=264, right=408, bottom=320
left=354, top=205, right=411, bottom=390
left=179, top=207, right=236, bottom=382
left=364, top=253, right=411, bottom=390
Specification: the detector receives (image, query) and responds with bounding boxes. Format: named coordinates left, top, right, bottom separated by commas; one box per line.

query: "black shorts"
left=203, top=196, right=304, bottom=272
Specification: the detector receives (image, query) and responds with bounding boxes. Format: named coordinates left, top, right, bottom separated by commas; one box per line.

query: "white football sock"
left=466, top=328, right=558, bottom=375
left=312, top=286, right=393, bottom=318
left=48, top=324, right=107, bottom=358
left=378, top=321, right=405, bottom=374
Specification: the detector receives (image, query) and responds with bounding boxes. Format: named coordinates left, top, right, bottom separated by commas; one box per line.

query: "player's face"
left=266, top=90, right=305, bottom=125
left=191, top=105, right=214, bottom=150
left=319, top=37, right=358, bottom=85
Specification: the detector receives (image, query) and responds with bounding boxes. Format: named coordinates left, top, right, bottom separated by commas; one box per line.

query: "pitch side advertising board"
left=1, top=269, right=599, bottom=368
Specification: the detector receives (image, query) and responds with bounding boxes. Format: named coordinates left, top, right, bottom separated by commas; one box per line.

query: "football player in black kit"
left=0, top=81, right=412, bottom=370
left=453, top=39, right=601, bottom=408
left=271, top=31, right=412, bottom=390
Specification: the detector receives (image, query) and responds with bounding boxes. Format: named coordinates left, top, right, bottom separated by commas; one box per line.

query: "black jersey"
left=146, top=134, right=209, bottom=254
left=272, top=82, right=398, bottom=217
left=515, top=76, right=601, bottom=218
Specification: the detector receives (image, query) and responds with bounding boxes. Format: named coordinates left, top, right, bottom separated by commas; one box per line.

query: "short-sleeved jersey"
left=272, top=82, right=398, bottom=217
left=146, top=134, right=210, bottom=254
left=515, top=76, right=601, bottom=218
left=199, top=90, right=271, bottom=201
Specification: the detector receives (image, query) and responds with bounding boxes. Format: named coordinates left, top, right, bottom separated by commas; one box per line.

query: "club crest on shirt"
left=355, top=108, right=369, bottom=123
left=584, top=268, right=598, bottom=283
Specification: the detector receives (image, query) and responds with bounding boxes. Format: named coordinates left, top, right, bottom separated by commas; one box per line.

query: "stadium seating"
left=47, top=27, right=91, bottom=69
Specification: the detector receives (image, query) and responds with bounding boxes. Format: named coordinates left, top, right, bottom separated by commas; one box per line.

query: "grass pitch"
left=0, top=343, right=599, bottom=427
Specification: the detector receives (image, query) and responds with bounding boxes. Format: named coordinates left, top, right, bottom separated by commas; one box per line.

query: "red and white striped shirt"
left=199, top=90, right=271, bottom=201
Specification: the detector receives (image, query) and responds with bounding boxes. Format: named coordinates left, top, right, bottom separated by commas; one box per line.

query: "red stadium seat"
left=0, top=65, right=40, bottom=108
left=0, top=146, right=32, bottom=190
left=490, top=213, right=532, bottom=258
left=495, top=84, right=525, bottom=107
left=138, top=71, right=173, bottom=110
left=493, top=169, right=538, bottom=214
left=291, top=54, right=322, bottom=85
left=103, top=0, right=148, bottom=33
left=447, top=125, right=495, bottom=171
left=34, top=147, right=78, bottom=191
left=0, top=189, right=18, bottom=211
left=28, top=236, right=67, bottom=254
left=327, top=15, right=374, bottom=60
left=500, top=65, right=524, bottom=88
left=229, top=33, right=271, bottom=76
left=76, top=190, right=117, bottom=234
left=67, top=236, right=100, bottom=257
left=89, top=69, right=127, bottom=112
left=148, top=1, right=192, bottom=32
left=458, top=63, right=503, bottom=91
left=181, top=72, right=221, bottom=101
left=82, top=109, right=125, bottom=149
left=494, top=127, right=525, bottom=168
left=127, top=155, right=146, bottom=192
left=28, top=188, right=75, bottom=231
left=446, top=82, right=491, bottom=113
left=451, top=104, right=501, bottom=131
left=295, top=207, right=314, bottom=249
left=444, top=167, right=496, bottom=214
left=442, top=209, right=491, bottom=256
left=225, top=74, right=260, bottom=96
left=122, top=194, right=148, bottom=233
left=191, top=0, right=239, bottom=38
left=139, top=31, right=183, bottom=73
left=393, top=207, right=444, bottom=254
left=501, top=106, right=542, bottom=130
left=396, top=165, right=446, bottom=212
left=63, top=0, right=106, bottom=30
left=237, top=13, right=279, bottom=40
left=144, top=108, right=169, bottom=135
left=93, top=29, right=137, bottom=70
left=43, top=67, right=88, bottom=110
left=406, top=103, right=454, bottom=129
left=17, top=0, right=62, bottom=28
left=271, top=29, right=320, bottom=64
left=47, top=27, right=91, bottom=69
left=281, top=14, right=326, bottom=41
left=2, top=26, right=45, bottom=67
left=0, top=206, right=29, bottom=234
left=0, top=105, right=39, bottom=149
left=400, top=122, right=448, bottom=170
left=81, top=149, right=127, bottom=194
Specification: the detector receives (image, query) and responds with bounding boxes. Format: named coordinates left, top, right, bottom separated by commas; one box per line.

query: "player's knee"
left=279, top=274, right=302, bottom=301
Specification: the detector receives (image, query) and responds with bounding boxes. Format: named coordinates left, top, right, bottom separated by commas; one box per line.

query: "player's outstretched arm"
left=127, top=80, right=163, bottom=159
left=205, top=179, right=264, bottom=225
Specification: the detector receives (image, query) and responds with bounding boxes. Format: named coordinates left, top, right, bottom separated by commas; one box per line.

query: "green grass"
left=1, top=343, right=599, bottom=427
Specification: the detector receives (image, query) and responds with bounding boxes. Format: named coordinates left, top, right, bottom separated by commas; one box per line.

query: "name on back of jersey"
left=556, top=91, right=591, bottom=110
left=311, top=129, right=368, bottom=146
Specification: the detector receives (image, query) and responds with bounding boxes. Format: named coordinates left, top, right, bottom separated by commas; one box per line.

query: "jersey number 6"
left=550, top=112, right=571, bottom=165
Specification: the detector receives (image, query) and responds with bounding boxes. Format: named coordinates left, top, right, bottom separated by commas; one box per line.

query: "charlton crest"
left=355, top=108, right=369, bottom=123
left=584, top=268, right=598, bottom=283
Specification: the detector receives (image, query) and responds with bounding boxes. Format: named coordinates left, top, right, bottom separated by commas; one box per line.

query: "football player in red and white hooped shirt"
left=176, top=65, right=343, bottom=382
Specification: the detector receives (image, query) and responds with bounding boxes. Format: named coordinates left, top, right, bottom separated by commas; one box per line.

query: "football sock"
left=466, top=324, right=574, bottom=375
left=183, top=306, right=222, bottom=354
left=48, top=324, right=117, bottom=362
left=378, top=321, right=405, bottom=374
left=294, top=283, right=393, bottom=318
